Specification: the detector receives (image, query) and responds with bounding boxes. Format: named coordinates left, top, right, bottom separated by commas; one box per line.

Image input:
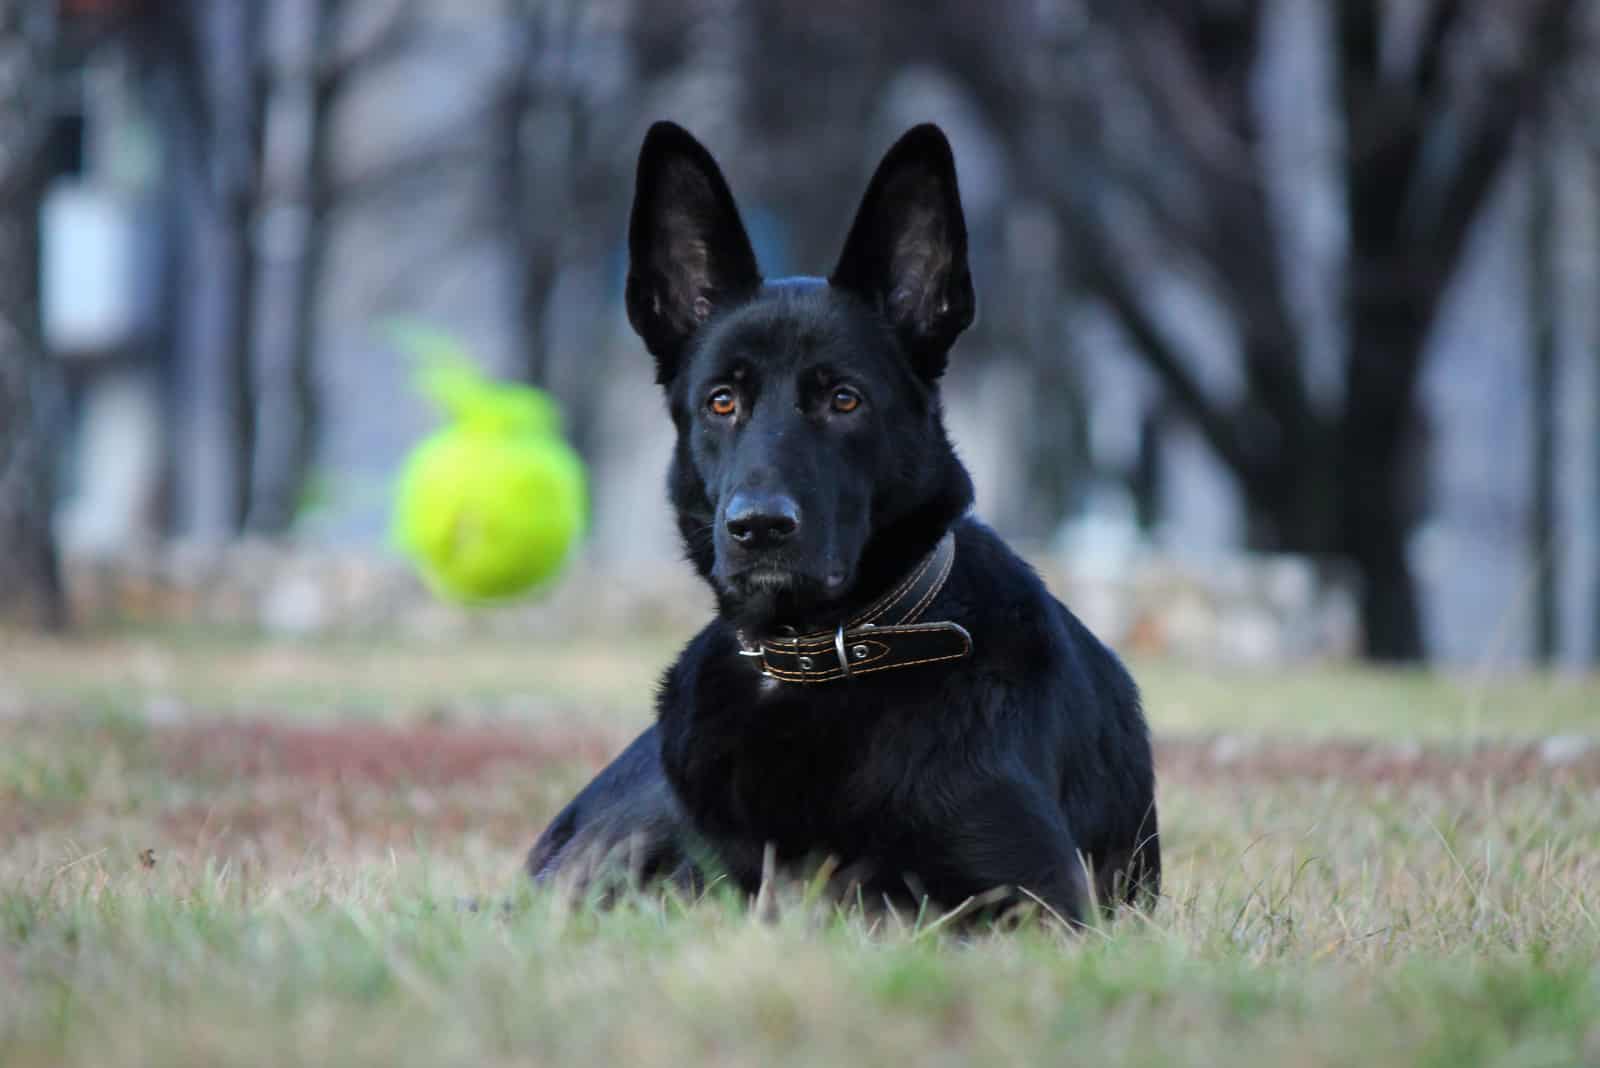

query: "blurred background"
left=0, top=0, right=1597, bottom=669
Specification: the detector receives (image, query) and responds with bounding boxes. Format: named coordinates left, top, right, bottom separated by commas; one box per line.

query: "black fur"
left=527, top=122, right=1159, bottom=922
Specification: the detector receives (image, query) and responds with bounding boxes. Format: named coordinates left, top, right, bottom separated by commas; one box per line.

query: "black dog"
left=526, top=122, right=1159, bottom=923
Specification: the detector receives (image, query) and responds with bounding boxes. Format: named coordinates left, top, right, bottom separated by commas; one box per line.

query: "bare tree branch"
left=316, top=0, right=424, bottom=98
left=1068, top=216, right=1261, bottom=482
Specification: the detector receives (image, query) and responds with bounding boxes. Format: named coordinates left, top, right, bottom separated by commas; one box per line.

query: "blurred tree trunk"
left=164, top=0, right=263, bottom=538
left=0, top=0, right=65, bottom=629
left=1594, top=148, right=1600, bottom=666
left=1335, top=307, right=1427, bottom=661
left=247, top=0, right=337, bottom=533
left=206, top=0, right=263, bottom=535
left=1528, top=130, right=1559, bottom=663
left=498, top=0, right=562, bottom=388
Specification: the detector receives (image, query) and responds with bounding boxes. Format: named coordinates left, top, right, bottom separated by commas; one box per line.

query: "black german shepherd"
left=526, top=122, right=1159, bottom=923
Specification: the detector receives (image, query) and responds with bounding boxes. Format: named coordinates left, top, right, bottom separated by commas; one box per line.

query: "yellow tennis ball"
left=390, top=326, right=587, bottom=602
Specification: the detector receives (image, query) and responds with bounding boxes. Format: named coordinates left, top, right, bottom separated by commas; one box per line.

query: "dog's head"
left=625, top=122, right=976, bottom=628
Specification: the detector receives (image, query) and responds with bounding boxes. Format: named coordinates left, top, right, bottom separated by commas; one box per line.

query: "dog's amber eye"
left=831, top=387, right=862, bottom=414
left=708, top=387, right=737, bottom=417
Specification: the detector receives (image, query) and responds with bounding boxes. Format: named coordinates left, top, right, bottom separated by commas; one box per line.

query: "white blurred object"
left=41, top=179, right=142, bottom=356
left=57, top=367, right=163, bottom=556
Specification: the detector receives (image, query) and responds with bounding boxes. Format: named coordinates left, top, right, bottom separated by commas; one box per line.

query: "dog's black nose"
left=725, top=492, right=800, bottom=549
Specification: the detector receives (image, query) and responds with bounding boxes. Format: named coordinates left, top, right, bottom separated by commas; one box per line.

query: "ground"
left=1, top=628, right=1598, bottom=1066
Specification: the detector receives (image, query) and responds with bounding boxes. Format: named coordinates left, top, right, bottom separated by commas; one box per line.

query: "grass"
left=1, top=629, right=1599, bottom=1066
left=5, top=628, right=1599, bottom=738
left=3, top=858, right=1596, bottom=1067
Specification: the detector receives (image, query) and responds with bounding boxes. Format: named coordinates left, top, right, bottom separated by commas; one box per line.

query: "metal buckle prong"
left=834, top=624, right=854, bottom=679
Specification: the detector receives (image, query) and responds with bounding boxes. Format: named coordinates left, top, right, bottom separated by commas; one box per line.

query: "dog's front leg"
left=919, top=784, right=1089, bottom=927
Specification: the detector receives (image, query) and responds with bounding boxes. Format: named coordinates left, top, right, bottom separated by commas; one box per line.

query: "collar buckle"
left=833, top=624, right=853, bottom=679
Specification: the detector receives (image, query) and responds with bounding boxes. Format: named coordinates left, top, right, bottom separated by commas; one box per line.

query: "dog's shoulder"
left=657, top=617, right=738, bottom=696
left=653, top=617, right=760, bottom=765
left=950, top=516, right=1140, bottom=710
left=947, top=517, right=1069, bottom=657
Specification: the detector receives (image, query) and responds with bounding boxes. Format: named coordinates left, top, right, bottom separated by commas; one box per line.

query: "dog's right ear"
left=625, top=122, right=762, bottom=384
left=830, top=124, right=974, bottom=381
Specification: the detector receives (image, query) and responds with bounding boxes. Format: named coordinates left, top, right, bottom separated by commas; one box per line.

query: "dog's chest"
left=673, top=678, right=916, bottom=847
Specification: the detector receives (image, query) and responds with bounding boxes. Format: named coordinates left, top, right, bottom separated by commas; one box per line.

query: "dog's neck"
left=732, top=529, right=971, bottom=685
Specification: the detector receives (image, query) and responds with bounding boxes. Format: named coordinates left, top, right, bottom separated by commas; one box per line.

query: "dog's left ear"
left=626, top=122, right=762, bottom=385
left=830, top=124, right=975, bottom=380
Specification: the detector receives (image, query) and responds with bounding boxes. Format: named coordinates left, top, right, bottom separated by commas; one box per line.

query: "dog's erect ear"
left=626, top=122, right=762, bottom=384
left=830, top=124, right=975, bottom=380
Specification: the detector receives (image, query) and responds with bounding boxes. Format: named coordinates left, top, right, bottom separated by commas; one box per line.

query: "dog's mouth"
left=732, top=566, right=805, bottom=593
left=717, top=561, right=854, bottom=621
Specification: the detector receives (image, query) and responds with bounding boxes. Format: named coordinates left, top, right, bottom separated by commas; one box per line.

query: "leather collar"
left=735, top=532, right=971, bottom=684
